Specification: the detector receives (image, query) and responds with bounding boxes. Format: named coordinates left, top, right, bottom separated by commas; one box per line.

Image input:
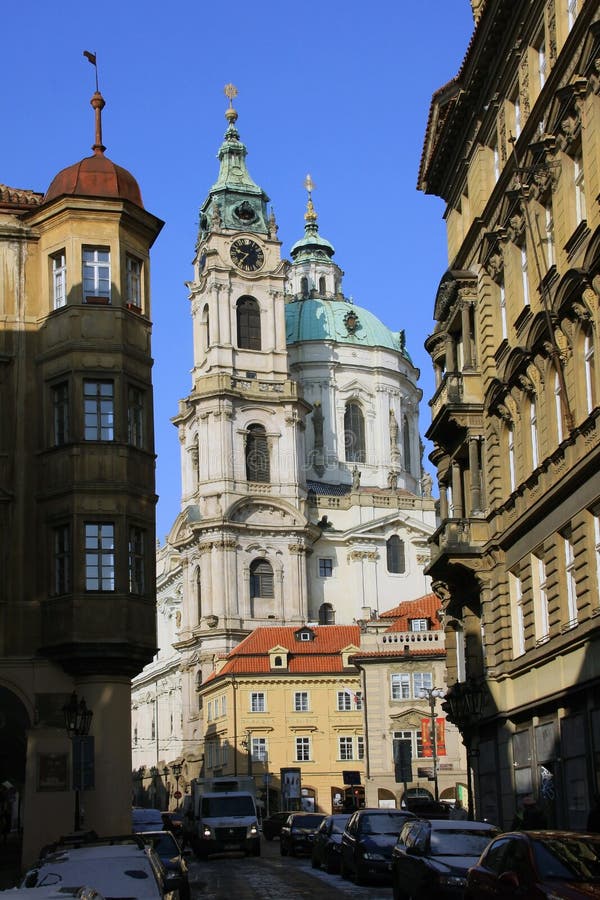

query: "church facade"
left=132, top=89, right=437, bottom=785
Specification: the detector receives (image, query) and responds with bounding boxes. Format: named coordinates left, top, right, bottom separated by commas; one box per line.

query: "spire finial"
left=304, top=173, right=318, bottom=223
left=224, top=83, right=239, bottom=125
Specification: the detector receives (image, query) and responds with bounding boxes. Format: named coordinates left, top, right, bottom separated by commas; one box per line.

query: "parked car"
left=311, top=814, right=350, bottom=873
left=22, top=834, right=181, bottom=900
left=261, top=811, right=291, bottom=841
left=340, top=807, right=416, bottom=884
left=160, top=811, right=183, bottom=839
left=139, top=831, right=190, bottom=900
left=1, top=890, right=104, bottom=900
left=391, top=818, right=500, bottom=899
left=280, top=812, right=326, bottom=857
left=132, top=807, right=165, bottom=833
left=465, top=830, right=600, bottom=899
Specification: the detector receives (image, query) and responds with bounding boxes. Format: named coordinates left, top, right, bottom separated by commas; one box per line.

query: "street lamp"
left=442, top=678, right=486, bottom=820
left=418, top=687, right=445, bottom=801
left=241, top=730, right=253, bottom=776
left=171, top=762, right=182, bottom=808
left=62, top=691, right=93, bottom=832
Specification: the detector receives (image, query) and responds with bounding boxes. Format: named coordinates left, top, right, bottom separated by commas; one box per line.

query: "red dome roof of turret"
left=44, top=90, right=144, bottom=208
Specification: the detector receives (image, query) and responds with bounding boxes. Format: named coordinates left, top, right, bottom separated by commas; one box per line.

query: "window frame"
left=84, top=522, right=116, bottom=592
left=250, top=691, right=266, bottom=713
left=294, top=691, right=309, bottom=712
left=344, top=401, right=366, bottom=463
left=84, top=380, right=115, bottom=442
left=250, top=558, right=274, bottom=599
left=338, top=736, right=354, bottom=761
left=52, top=381, right=69, bottom=447
left=51, top=250, right=67, bottom=309
left=236, top=295, right=261, bottom=350
left=83, top=247, right=111, bottom=303
left=127, top=385, right=145, bottom=448
left=318, top=558, right=333, bottom=578
left=295, top=736, right=311, bottom=762
left=126, top=254, right=142, bottom=310
left=128, top=525, right=145, bottom=595
left=52, top=523, right=71, bottom=595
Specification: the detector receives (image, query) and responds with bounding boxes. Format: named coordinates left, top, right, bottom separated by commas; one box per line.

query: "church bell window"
left=237, top=296, right=261, bottom=350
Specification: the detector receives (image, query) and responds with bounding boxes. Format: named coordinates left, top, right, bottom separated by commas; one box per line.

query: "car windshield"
left=201, top=796, right=255, bottom=816
left=430, top=829, right=498, bottom=856
left=292, top=815, right=323, bottom=829
left=533, top=836, right=600, bottom=881
left=331, top=817, right=349, bottom=834
left=361, top=813, right=406, bottom=834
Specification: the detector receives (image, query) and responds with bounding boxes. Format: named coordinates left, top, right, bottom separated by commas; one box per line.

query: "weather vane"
left=304, top=173, right=315, bottom=198
left=224, top=83, right=238, bottom=107
left=304, top=174, right=317, bottom=223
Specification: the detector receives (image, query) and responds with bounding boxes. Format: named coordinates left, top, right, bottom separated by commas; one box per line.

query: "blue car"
left=340, top=808, right=416, bottom=884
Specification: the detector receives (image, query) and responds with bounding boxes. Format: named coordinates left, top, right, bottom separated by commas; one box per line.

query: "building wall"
left=420, top=0, right=600, bottom=829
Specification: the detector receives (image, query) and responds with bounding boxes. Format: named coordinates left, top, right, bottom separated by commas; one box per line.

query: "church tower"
left=172, top=87, right=314, bottom=692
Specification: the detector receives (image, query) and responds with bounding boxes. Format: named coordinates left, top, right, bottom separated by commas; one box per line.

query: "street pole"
left=419, top=688, right=445, bottom=803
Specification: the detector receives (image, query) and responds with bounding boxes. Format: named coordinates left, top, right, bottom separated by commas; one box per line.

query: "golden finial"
left=304, top=173, right=317, bottom=223
left=224, top=83, right=239, bottom=125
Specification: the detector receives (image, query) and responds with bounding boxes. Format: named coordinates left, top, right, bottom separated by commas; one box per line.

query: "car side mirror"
left=498, top=870, right=520, bottom=888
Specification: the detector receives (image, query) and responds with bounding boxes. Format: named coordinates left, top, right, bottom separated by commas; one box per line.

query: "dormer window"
left=295, top=627, right=315, bottom=642
left=274, top=655, right=282, bottom=666
left=410, top=618, right=428, bottom=632
left=269, top=645, right=289, bottom=668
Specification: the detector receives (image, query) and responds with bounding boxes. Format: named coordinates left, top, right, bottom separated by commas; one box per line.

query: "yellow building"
left=0, top=89, right=162, bottom=864
left=419, top=0, right=600, bottom=828
left=199, top=624, right=365, bottom=813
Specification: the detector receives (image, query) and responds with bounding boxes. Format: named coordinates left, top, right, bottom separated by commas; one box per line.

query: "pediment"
left=339, top=512, right=435, bottom=542
left=228, top=499, right=305, bottom=528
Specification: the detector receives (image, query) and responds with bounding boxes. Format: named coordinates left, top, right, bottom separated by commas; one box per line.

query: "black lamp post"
left=242, top=731, right=253, bottom=776
left=418, top=687, right=445, bottom=801
left=171, top=762, right=182, bottom=807
left=62, top=691, right=93, bottom=832
left=442, top=678, right=486, bottom=820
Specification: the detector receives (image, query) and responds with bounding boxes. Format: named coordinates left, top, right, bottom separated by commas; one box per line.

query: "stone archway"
left=0, top=685, right=31, bottom=830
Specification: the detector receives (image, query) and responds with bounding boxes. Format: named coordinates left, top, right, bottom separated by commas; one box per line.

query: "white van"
left=196, top=791, right=260, bottom=857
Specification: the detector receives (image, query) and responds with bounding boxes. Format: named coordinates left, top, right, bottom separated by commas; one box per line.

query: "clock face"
left=230, top=238, right=265, bottom=272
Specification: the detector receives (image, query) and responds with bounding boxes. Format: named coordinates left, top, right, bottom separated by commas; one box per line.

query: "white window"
left=410, top=618, right=428, bottom=632
left=594, top=513, right=600, bottom=607
left=126, top=255, right=142, bottom=309
left=413, top=672, right=433, bottom=697
left=508, top=424, right=516, bottom=491
left=537, top=40, right=546, bottom=90
left=530, top=398, right=538, bottom=468
left=337, top=691, right=352, bottom=711
left=250, top=692, right=266, bottom=713
left=510, top=572, right=526, bottom=656
left=339, top=737, right=354, bottom=761
left=585, top=332, right=595, bottom=415
left=521, top=245, right=530, bottom=306
left=574, top=155, right=586, bottom=224
left=221, top=696, right=227, bottom=717
left=391, top=673, right=410, bottom=700
left=535, top=554, right=550, bottom=641
left=564, top=532, right=578, bottom=625
left=294, top=691, right=309, bottom=712
left=52, top=251, right=67, bottom=309
left=394, top=729, right=424, bottom=760
left=207, top=700, right=213, bottom=722
left=318, top=558, right=333, bottom=577
left=251, top=737, right=267, bottom=762
left=357, top=736, right=365, bottom=760
left=500, top=282, right=508, bottom=341
left=514, top=94, right=522, bottom=138
left=544, top=201, right=555, bottom=268
left=83, top=248, right=111, bottom=302
left=295, top=737, right=311, bottom=762
left=555, top=373, right=564, bottom=444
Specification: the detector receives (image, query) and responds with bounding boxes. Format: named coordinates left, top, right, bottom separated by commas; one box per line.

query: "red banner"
left=421, top=718, right=446, bottom=757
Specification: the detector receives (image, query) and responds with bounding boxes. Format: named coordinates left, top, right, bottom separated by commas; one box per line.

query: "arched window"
left=530, top=397, right=538, bottom=468
left=245, top=423, right=270, bottom=482
left=236, top=296, right=261, bottom=349
left=344, top=402, right=365, bottom=462
left=319, top=602, right=335, bottom=625
left=403, top=415, right=411, bottom=472
left=202, top=303, right=210, bottom=348
left=250, top=559, right=274, bottom=598
left=319, top=276, right=326, bottom=295
left=386, top=535, right=405, bottom=574
left=300, top=277, right=309, bottom=297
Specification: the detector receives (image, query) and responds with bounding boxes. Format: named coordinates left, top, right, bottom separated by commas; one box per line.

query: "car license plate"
left=224, top=843, right=238, bottom=850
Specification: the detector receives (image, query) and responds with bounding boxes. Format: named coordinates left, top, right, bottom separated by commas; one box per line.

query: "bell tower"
left=172, top=87, right=314, bottom=683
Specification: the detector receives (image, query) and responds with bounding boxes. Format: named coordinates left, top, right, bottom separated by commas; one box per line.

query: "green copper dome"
left=285, top=299, right=411, bottom=360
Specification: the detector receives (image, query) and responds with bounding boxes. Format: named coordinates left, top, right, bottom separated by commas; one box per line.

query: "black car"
left=139, top=830, right=190, bottom=900
left=340, top=807, right=416, bottom=884
left=261, top=811, right=291, bottom=840
left=391, top=818, right=500, bottom=899
left=280, top=812, right=326, bottom=857
left=311, top=814, right=350, bottom=873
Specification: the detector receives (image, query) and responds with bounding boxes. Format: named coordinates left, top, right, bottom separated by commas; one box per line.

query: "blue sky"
left=3, top=1, right=475, bottom=541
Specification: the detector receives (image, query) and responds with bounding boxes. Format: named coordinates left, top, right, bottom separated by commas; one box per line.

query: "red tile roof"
left=380, top=594, right=441, bottom=632
left=208, top=625, right=362, bottom=679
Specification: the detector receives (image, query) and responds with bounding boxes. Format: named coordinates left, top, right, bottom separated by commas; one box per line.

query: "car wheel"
left=325, top=853, right=338, bottom=875
left=354, top=863, right=365, bottom=886
left=340, top=857, right=349, bottom=880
